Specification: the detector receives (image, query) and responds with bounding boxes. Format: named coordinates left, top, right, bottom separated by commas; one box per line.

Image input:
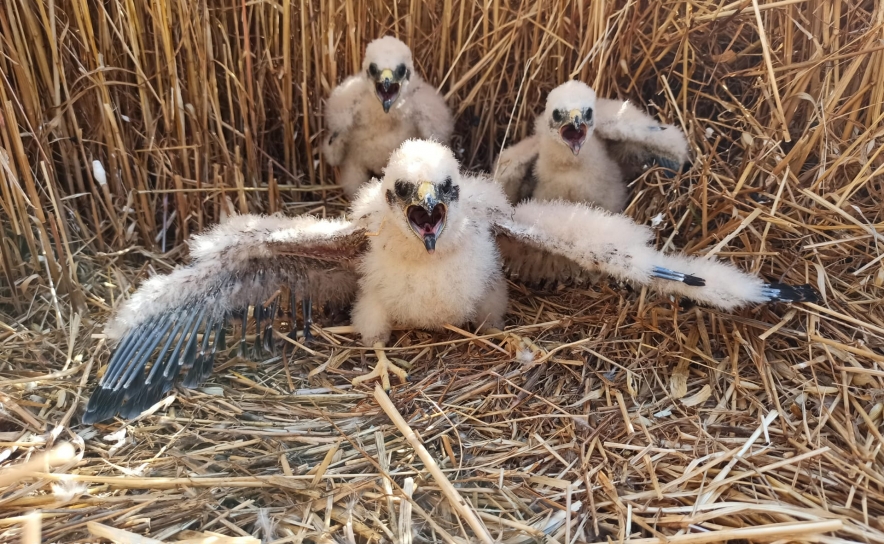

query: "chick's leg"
left=350, top=293, right=405, bottom=390
left=352, top=342, right=408, bottom=391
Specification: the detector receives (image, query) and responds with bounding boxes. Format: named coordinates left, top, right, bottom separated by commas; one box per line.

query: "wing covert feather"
left=85, top=214, right=368, bottom=424
left=494, top=135, right=540, bottom=204
left=594, top=98, right=689, bottom=178
left=410, top=78, right=454, bottom=143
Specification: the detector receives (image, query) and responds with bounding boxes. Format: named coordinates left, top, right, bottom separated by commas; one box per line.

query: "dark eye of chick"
left=394, top=180, right=412, bottom=199
left=551, top=109, right=563, bottom=123
left=584, top=107, right=593, bottom=122
left=439, top=177, right=452, bottom=195
left=395, top=64, right=407, bottom=79
left=368, top=63, right=379, bottom=78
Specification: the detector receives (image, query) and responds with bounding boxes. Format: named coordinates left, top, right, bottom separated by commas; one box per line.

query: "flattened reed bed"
left=0, top=0, right=882, bottom=541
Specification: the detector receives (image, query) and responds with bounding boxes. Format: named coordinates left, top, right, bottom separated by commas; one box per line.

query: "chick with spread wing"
left=496, top=80, right=690, bottom=211
left=322, top=36, right=454, bottom=197
left=84, top=140, right=814, bottom=423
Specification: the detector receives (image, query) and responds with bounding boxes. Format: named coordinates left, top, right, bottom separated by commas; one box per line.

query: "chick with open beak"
left=367, top=62, right=410, bottom=113
left=386, top=176, right=458, bottom=254
left=551, top=106, right=593, bottom=155
left=321, top=36, right=454, bottom=197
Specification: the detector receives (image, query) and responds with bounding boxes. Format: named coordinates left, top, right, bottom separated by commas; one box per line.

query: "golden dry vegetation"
left=0, top=0, right=882, bottom=542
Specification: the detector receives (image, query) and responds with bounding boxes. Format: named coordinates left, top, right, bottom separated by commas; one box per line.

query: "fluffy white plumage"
left=85, top=140, right=814, bottom=424
left=349, top=143, right=509, bottom=344
left=321, top=36, right=454, bottom=197
left=496, top=80, right=690, bottom=211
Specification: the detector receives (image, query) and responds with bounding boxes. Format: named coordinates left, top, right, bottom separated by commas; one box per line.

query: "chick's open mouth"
left=560, top=123, right=587, bottom=149
left=407, top=204, right=446, bottom=253
left=376, top=82, right=401, bottom=104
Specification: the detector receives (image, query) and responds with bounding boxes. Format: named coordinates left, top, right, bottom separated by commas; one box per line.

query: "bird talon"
left=351, top=342, right=408, bottom=390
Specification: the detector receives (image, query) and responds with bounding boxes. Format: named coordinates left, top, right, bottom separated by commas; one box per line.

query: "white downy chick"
left=496, top=80, right=689, bottom=212
left=322, top=36, right=454, bottom=197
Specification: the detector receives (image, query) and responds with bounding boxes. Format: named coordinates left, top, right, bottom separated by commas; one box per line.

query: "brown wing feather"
left=85, top=214, right=368, bottom=424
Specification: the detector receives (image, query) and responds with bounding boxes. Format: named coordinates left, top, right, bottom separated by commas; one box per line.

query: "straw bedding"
left=0, top=0, right=882, bottom=542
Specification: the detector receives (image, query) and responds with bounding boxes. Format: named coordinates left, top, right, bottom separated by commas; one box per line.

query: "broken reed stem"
left=87, top=522, right=164, bottom=544
left=21, top=512, right=41, bottom=544
left=586, top=519, right=843, bottom=544
left=0, top=442, right=75, bottom=488
left=88, top=521, right=261, bottom=544
left=373, top=384, right=494, bottom=544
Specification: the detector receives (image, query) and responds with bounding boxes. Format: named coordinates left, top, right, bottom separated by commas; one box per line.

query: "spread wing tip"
left=760, top=283, right=818, bottom=303
left=83, top=292, right=328, bottom=424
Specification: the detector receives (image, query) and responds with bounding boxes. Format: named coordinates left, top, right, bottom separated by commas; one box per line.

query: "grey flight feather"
left=84, top=214, right=368, bottom=424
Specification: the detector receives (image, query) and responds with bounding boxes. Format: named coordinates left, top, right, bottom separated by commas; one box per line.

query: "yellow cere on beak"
left=568, top=109, right=583, bottom=125
left=417, top=181, right=436, bottom=203
left=380, top=68, right=394, bottom=82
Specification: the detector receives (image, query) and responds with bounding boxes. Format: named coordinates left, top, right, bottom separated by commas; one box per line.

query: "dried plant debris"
left=0, top=0, right=882, bottom=542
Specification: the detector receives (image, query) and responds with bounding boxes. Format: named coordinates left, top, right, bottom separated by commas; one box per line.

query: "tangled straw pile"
left=0, top=0, right=882, bottom=542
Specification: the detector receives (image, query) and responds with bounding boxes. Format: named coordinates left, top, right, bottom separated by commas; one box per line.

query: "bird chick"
left=83, top=140, right=816, bottom=424
left=348, top=141, right=508, bottom=351
left=496, top=80, right=690, bottom=211
left=322, top=36, right=454, bottom=197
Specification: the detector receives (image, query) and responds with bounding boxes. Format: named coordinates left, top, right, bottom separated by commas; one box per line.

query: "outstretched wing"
left=493, top=135, right=541, bottom=204
left=410, top=77, right=454, bottom=143
left=321, top=75, right=365, bottom=166
left=85, top=214, right=369, bottom=424
left=594, top=98, right=690, bottom=179
left=494, top=199, right=816, bottom=309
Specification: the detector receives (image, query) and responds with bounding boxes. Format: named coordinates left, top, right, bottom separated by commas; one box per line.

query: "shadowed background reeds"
left=0, top=0, right=882, bottom=542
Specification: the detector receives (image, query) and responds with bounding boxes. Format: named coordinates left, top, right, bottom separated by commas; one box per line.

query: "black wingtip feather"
left=118, top=388, right=148, bottom=419
left=302, top=297, right=314, bottom=343
left=762, top=283, right=819, bottom=303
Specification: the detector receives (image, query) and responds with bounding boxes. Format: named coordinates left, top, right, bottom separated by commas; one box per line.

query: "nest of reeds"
left=1, top=0, right=882, bottom=542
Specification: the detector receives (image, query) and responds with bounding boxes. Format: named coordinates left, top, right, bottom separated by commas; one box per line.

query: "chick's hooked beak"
left=560, top=108, right=589, bottom=155
left=405, top=182, right=447, bottom=254
left=376, top=68, right=400, bottom=113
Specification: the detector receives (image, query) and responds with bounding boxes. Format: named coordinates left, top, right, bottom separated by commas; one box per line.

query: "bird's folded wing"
left=321, top=75, right=364, bottom=165
left=494, top=199, right=817, bottom=308
left=493, top=135, right=541, bottom=204
left=594, top=98, right=689, bottom=178
left=411, top=79, right=455, bottom=143
left=85, top=214, right=368, bottom=424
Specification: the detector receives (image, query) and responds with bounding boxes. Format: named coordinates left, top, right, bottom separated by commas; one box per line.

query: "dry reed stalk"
left=0, top=442, right=75, bottom=488
left=373, top=384, right=493, bottom=544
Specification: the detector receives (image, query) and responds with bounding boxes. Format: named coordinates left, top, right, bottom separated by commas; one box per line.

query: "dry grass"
left=1, top=0, right=883, bottom=542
